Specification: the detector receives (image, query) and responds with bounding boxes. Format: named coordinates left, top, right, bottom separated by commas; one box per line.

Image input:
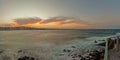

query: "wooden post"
left=116, top=36, right=119, bottom=52
left=104, top=39, right=108, bottom=60
left=111, top=37, right=116, bottom=49
left=118, top=36, right=120, bottom=51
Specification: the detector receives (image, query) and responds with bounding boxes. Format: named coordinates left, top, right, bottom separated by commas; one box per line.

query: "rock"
left=63, top=49, right=71, bottom=52
left=63, top=49, right=66, bottom=52
left=18, top=56, right=35, bottom=60
left=0, top=49, right=4, bottom=54
left=67, top=50, right=71, bottom=52
left=18, top=50, right=23, bottom=53
left=94, top=40, right=97, bottom=43
left=2, top=56, right=11, bottom=60
left=71, top=46, right=76, bottom=48
left=78, top=54, right=81, bottom=57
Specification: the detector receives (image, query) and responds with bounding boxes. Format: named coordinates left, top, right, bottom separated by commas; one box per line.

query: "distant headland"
left=0, top=26, right=77, bottom=30
left=0, top=26, right=47, bottom=30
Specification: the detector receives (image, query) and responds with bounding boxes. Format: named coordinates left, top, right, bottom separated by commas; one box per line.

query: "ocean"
left=0, top=29, right=120, bottom=60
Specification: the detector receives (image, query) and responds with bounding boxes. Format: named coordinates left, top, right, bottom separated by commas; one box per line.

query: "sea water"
left=0, top=29, right=120, bottom=60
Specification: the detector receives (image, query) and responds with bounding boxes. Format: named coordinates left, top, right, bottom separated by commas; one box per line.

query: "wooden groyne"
left=104, top=36, right=120, bottom=60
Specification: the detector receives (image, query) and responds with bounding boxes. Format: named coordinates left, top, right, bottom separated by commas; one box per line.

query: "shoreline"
left=0, top=31, right=120, bottom=60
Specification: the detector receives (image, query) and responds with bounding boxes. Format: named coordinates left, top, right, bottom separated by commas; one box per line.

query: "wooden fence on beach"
left=104, top=36, right=120, bottom=60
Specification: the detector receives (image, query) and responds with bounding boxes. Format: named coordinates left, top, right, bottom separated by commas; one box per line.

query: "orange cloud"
left=0, top=16, right=90, bottom=29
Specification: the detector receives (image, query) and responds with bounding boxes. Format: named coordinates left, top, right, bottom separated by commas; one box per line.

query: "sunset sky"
left=0, top=0, right=120, bottom=29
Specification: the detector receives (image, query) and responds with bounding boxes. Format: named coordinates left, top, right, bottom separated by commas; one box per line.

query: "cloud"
left=14, top=16, right=82, bottom=25
left=40, top=16, right=81, bottom=24
left=13, top=16, right=90, bottom=28
left=14, top=17, right=42, bottom=25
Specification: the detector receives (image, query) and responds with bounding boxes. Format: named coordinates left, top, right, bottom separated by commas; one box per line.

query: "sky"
left=0, top=0, right=120, bottom=29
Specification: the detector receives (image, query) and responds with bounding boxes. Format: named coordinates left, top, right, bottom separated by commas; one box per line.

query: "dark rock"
left=94, top=40, right=97, bottom=43
left=78, top=54, right=81, bottom=57
left=0, top=49, right=4, bottom=54
left=67, top=50, right=71, bottom=52
left=81, top=57, right=85, bottom=60
left=18, top=56, right=35, bottom=60
left=71, top=46, right=76, bottom=48
left=18, top=50, right=23, bottom=53
left=63, top=49, right=66, bottom=52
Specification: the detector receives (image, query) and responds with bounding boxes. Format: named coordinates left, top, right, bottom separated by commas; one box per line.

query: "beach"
left=0, top=30, right=120, bottom=60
